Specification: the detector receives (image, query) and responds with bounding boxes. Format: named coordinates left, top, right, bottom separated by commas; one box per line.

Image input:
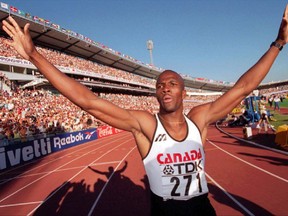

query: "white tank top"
left=143, top=114, right=209, bottom=200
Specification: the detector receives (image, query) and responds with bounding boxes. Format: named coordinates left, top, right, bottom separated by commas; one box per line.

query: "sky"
left=2, top=0, right=288, bottom=83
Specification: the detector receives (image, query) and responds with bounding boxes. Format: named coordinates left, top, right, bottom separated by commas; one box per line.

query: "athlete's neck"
left=158, top=113, right=185, bottom=124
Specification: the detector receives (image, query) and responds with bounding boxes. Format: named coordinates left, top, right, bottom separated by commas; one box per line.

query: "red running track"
left=0, top=125, right=287, bottom=216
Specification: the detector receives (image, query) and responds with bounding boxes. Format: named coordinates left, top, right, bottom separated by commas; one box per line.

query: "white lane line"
left=89, top=161, right=122, bottom=166
left=1, top=162, right=122, bottom=181
left=206, top=139, right=288, bottom=183
left=0, top=201, right=42, bottom=208
left=88, top=146, right=137, bottom=216
left=205, top=173, right=254, bottom=216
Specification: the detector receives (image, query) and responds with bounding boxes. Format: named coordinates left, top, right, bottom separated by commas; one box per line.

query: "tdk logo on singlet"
left=163, top=165, right=174, bottom=175
left=155, top=133, right=167, bottom=142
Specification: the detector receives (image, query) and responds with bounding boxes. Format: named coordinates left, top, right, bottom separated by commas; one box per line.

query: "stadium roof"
left=0, top=6, right=286, bottom=92
left=0, top=8, right=162, bottom=78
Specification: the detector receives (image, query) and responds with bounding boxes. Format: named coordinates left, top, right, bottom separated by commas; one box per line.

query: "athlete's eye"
left=156, top=84, right=164, bottom=89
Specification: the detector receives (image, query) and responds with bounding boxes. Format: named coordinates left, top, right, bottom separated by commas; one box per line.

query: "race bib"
left=161, top=159, right=207, bottom=200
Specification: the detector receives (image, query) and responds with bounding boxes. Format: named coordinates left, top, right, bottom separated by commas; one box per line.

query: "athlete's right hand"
left=2, top=16, right=36, bottom=61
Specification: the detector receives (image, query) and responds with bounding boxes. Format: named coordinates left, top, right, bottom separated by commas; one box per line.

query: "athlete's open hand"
left=2, top=16, right=36, bottom=60
left=277, top=4, right=288, bottom=45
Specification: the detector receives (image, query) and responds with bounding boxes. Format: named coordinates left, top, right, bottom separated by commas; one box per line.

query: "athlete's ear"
left=182, top=89, right=186, bottom=100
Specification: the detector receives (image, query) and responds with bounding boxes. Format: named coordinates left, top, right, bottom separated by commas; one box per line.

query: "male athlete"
left=2, top=5, right=288, bottom=215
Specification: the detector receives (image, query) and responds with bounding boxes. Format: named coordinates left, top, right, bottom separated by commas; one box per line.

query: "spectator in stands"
left=19, top=125, right=27, bottom=142
left=259, top=95, right=268, bottom=114
left=268, top=94, right=274, bottom=107
left=0, top=130, right=8, bottom=146
left=280, top=94, right=286, bottom=102
left=3, top=7, right=288, bottom=215
left=256, top=110, right=274, bottom=134
left=273, top=94, right=281, bottom=111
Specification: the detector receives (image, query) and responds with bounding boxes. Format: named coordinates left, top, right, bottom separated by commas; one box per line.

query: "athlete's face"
left=156, top=70, right=186, bottom=113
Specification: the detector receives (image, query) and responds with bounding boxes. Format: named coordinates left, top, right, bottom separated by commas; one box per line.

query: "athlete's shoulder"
left=130, top=110, right=155, bottom=121
left=130, top=110, right=157, bottom=135
left=187, top=103, right=212, bottom=133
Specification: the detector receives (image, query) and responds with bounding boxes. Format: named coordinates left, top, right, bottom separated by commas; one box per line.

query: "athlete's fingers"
left=2, top=23, right=14, bottom=39
left=8, top=16, right=22, bottom=34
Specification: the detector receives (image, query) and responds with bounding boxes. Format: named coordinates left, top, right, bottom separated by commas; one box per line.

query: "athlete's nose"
left=162, top=84, right=170, bottom=94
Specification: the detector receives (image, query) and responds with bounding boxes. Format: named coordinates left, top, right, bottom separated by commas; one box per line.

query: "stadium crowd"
left=0, top=87, right=157, bottom=145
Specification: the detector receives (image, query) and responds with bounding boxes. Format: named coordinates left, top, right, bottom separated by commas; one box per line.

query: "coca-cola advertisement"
left=97, top=125, right=123, bottom=138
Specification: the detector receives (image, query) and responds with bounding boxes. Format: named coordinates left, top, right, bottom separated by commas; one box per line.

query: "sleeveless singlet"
left=143, top=114, right=209, bottom=201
